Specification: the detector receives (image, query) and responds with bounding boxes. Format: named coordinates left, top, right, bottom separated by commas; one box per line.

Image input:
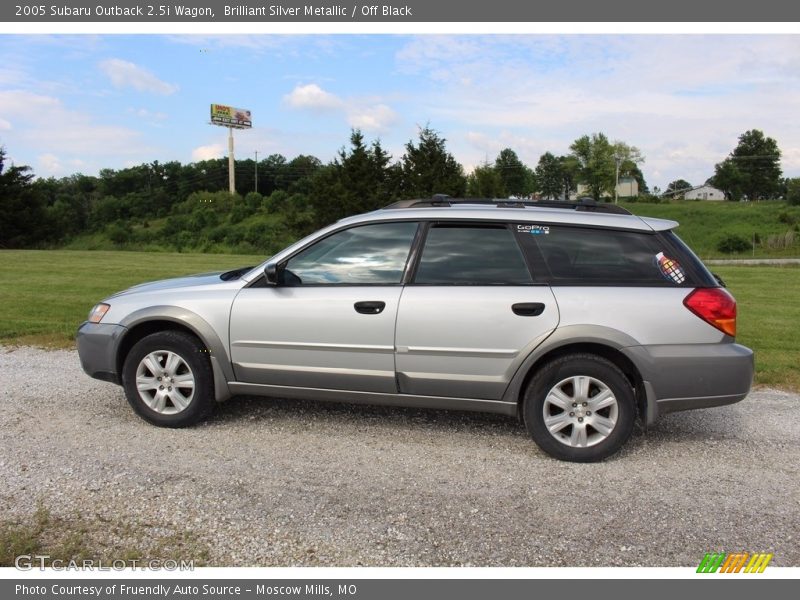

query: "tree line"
left=1, top=126, right=795, bottom=254
left=664, top=130, right=793, bottom=202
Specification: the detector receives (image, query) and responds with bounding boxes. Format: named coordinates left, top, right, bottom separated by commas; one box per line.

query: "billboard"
left=210, top=104, right=252, bottom=128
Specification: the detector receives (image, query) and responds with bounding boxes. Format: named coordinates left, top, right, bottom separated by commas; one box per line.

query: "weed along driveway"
left=1, top=346, right=798, bottom=567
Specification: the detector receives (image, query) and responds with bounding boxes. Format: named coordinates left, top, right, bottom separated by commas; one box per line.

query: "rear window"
left=515, top=224, right=698, bottom=286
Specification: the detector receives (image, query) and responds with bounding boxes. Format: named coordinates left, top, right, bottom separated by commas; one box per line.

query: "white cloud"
left=0, top=118, right=11, bottom=131
left=284, top=83, right=344, bottom=111
left=38, top=153, right=62, bottom=173
left=33, top=153, right=85, bottom=174
left=348, top=104, right=398, bottom=134
left=99, top=58, right=178, bottom=95
left=0, top=89, right=152, bottom=176
left=394, top=35, right=800, bottom=187
left=130, top=107, right=168, bottom=121
left=284, top=83, right=400, bottom=135
left=191, top=143, right=225, bottom=161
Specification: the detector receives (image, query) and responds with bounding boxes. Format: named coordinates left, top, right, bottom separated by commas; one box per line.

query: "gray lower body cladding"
left=622, top=342, right=754, bottom=424
left=76, top=321, right=127, bottom=384
left=77, top=320, right=754, bottom=426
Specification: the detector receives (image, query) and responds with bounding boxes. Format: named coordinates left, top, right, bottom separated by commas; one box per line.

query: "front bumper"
left=622, top=343, right=754, bottom=425
left=76, top=321, right=127, bottom=384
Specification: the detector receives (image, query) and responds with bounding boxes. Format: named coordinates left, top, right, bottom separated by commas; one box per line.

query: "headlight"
left=88, top=303, right=110, bottom=323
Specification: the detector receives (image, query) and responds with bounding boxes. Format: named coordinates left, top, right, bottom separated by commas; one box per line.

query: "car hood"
left=108, top=271, right=230, bottom=298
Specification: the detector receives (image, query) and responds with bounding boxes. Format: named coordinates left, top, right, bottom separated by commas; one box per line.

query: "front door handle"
left=354, top=301, right=386, bottom=315
left=512, top=302, right=545, bottom=316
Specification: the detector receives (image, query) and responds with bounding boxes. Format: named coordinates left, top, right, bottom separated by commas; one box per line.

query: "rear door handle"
left=512, top=302, right=545, bottom=316
left=354, top=301, right=386, bottom=315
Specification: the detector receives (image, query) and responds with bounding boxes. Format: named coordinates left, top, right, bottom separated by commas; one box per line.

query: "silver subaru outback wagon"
left=77, top=198, right=753, bottom=462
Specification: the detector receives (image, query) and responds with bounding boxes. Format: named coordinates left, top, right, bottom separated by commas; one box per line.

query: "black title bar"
left=3, top=0, right=800, bottom=22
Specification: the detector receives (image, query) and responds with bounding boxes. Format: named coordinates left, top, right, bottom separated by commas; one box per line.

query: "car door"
left=395, top=222, right=559, bottom=400
left=229, top=221, right=419, bottom=394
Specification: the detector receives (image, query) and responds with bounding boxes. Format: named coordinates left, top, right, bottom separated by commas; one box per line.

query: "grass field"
left=622, top=200, right=800, bottom=259
left=1, top=250, right=798, bottom=390
left=0, top=250, right=262, bottom=345
left=713, top=264, right=800, bottom=390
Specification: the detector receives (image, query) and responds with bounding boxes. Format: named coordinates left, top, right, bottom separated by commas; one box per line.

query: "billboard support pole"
left=228, top=126, right=235, bottom=195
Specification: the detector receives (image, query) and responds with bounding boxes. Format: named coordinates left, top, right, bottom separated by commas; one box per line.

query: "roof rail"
left=382, top=196, right=632, bottom=215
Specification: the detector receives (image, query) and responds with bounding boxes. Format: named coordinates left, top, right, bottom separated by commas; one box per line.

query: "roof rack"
left=382, top=196, right=632, bottom=215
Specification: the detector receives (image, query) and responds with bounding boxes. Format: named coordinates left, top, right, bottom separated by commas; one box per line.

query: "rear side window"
left=516, top=225, right=695, bottom=286
left=414, top=224, right=532, bottom=285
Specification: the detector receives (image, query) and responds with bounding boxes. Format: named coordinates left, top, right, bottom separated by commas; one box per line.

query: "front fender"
left=117, top=306, right=233, bottom=401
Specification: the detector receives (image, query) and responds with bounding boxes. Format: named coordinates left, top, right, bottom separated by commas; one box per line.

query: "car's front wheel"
left=122, top=330, right=215, bottom=427
left=523, top=354, right=636, bottom=462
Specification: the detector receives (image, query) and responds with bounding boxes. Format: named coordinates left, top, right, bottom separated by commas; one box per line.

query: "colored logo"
left=696, top=552, right=773, bottom=573
left=655, top=251, right=686, bottom=284
left=516, top=224, right=550, bottom=235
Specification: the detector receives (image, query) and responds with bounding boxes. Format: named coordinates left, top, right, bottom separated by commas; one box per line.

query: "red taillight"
left=683, top=288, right=737, bottom=337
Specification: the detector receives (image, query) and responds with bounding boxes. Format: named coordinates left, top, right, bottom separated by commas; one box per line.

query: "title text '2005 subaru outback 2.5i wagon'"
left=77, top=198, right=753, bottom=461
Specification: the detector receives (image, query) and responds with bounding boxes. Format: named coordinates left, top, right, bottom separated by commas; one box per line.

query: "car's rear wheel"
left=523, top=354, right=635, bottom=462
left=122, top=330, right=215, bottom=427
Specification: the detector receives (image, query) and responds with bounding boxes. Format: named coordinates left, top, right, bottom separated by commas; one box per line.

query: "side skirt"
left=226, top=382, right=518, bottom=416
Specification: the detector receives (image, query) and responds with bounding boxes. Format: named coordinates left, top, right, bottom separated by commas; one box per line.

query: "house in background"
left=573, top=177, right=639, bottom=200
left=662, top=184, right=725, bottom=201
left=684, top=184, right=725, bottom=200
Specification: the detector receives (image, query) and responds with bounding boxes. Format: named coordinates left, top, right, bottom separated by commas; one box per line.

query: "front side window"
left=284, top=222, right=418, bottom=285
left=414, top=224, right=532, bottom=285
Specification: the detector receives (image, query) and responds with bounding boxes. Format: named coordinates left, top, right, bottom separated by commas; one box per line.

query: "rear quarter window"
left=515, top=224, right=703, bottom=286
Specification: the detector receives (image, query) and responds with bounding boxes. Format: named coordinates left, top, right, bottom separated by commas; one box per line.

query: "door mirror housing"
left=264, top=262, right=281, bottom=285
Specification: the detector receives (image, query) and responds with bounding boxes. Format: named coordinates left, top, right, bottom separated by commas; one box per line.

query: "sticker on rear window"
left=517, top=224, right=550, bottom=235
left=655, top=252, right=686, bottom=284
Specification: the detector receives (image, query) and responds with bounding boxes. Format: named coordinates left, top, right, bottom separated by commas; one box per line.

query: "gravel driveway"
left=1, top=346, right=798, bottom=567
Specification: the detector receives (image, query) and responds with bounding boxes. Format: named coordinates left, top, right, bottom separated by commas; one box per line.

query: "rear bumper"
left=622, top=343, right=754, bottom=425
left=76, top=321, right=126, bottom=384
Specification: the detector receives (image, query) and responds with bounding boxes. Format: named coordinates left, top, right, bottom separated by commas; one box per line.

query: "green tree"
left=629, top=165, right=648, bottom=195
left=466, top=163, right=505, bottom=198
left=569, top=133, right=614, bottom=201
left=666, top=179, right=693, bottom=198
left=534, top=153, right=578, bottom=200
left=494, top=148, right=527, bottom=197
left=559, top=155, right=580, bottom=200
left=0, top=147, right=50, bottom=248
left=786, top=178, right=800, bottom=206
left=714, top=130, right=782, bottom=201
left=311, top=130, right=395, bottom=227
left=284, top=155, right=322, bottom=193
left=710, top=161, right=745, bottom=201
left=535, top=152, right=563, bottom=200
left=400, top=126, right=466, bottom=198
left=569, top=133, right=643, bottom=201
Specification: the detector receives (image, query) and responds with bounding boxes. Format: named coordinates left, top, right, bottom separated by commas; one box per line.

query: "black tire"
left=121, top=330, right=215, bottom=427
left=522, top=353, right=635, bottom=462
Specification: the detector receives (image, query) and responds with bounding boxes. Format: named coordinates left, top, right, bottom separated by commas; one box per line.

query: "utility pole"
left=227, top=126, right=235, bottom=195
left=254, top=150, right=258, bottom=194
left=614, top=154, right=622, bottom=205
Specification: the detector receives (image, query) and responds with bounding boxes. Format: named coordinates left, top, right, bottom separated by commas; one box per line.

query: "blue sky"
left=2, top=34, right=800, bottom=190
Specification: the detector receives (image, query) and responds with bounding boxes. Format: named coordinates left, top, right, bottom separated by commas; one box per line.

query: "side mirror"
left=264, top=262, right=280, bottom=285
